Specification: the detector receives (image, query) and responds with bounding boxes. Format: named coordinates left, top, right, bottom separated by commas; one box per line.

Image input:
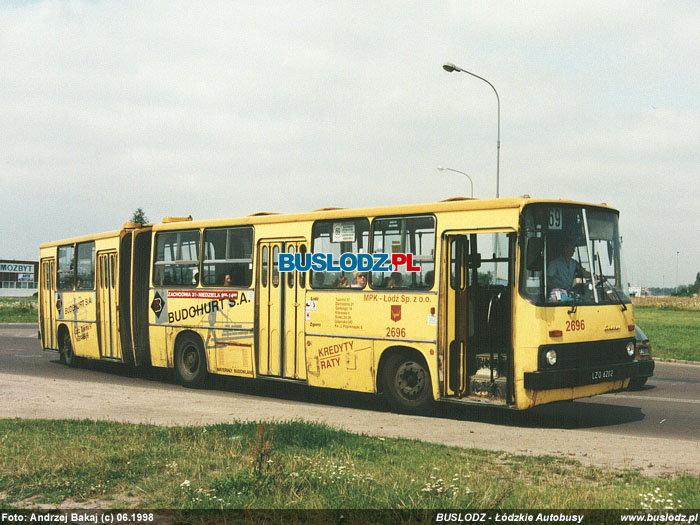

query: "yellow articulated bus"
left=39, top=197, right=638, bottom=412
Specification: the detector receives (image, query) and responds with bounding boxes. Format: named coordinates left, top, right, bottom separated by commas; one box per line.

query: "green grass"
left=635, top=307, right=700, bottom=362
left=0, top=419, right=697, bottom=510
left=0, top=297, right=37, bottom=323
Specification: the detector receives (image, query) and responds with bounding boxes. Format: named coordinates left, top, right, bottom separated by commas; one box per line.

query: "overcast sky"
left=1, top=1, right=698, bottom=288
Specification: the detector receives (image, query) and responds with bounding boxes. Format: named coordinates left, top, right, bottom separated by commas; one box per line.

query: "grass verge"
left=0, top=297, right=37, bottom=323
left=634, top=307, right=700, bottom=362
left=0, top=419, right=696, bottom=510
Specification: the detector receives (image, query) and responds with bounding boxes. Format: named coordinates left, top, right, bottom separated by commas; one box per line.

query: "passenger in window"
left=223, top=274, right=232, bottom=286
left=227, top=266, right=246, bottom=287
left=333, top=274, right=349, bottom=288
left=351, top=272, right=367, bottom=288
left=313, top=272, right=326, bottom=288
left=386, top=272, right=403, bottom=289
left=424, top=270, right=434, bottom=288
left=192, top=271, right=199, bottom=285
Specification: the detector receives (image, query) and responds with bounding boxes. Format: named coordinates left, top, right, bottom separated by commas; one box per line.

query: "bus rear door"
left=39, top=258, right=56, bottom=349
left=97, top=251, right=121, bottom=360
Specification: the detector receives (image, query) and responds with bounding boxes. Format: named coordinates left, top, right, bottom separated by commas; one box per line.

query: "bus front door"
left=97, top=251, right=121, bottom=360
left=40, top=258, right=56, bottom=349
left=443, top=231, right=514, bottom=403
left=257, top=239, right=307, bottom=379
left=443, top=235, right=474, bottom=396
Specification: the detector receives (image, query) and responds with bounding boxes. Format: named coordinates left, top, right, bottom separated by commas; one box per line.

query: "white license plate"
left=591, top=369, right=614, bottom=381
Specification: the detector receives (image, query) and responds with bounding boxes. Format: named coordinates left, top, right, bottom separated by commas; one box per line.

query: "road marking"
left=606, top=393, right=700, bottom=405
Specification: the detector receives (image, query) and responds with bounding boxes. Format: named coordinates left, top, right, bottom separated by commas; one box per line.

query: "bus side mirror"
left=526, top=237, right=543, bottom=271
left=468, top=253, right=482, bottom=269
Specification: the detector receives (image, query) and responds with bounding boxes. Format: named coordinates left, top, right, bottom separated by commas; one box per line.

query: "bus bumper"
left=636, top=359, right=655, bottom=379
left=523, top=361, right=638, bottom=391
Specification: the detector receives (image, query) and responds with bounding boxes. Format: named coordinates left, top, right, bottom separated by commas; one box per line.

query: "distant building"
left=629, top=286, right=651, bottom=297
left=0, top=260, right=39, bottom=297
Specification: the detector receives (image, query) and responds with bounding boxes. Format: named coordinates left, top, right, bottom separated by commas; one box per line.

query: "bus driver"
left=547, top=242, right=590, bottom=295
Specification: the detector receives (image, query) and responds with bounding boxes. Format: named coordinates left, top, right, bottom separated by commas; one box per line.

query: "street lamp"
left=443, top=62, right=501, bottom=198
left=437, top=166, right=474, bottom=198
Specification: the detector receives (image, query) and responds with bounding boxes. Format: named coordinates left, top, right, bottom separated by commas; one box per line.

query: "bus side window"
left=310, top=218, right=369, bottom=289
left=76, top=241, right=95, bottom=290
left=370, top=215, right=435, bottom=290
left=57, top=245, right=75, bottom=290
left=202, top=227, right=253, bottom=287
left=153, top=230, right=200, bottom=287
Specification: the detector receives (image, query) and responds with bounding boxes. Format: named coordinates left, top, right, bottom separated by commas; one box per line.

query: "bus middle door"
left=257, top=239, right=307, bottom=379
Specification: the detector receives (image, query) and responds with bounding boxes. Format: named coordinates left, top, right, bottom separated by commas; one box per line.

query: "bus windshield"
left=520, top=204, right=630, bottom=306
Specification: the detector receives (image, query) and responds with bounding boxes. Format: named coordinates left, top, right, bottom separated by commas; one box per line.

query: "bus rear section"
left=38, top=223, right=152, bottom=367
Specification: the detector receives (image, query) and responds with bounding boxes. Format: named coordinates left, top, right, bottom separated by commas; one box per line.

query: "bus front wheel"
left=175, top=334, right=208, bottom=388
left=628, top=377, right=648, bottom=390
left=382, top=353, right=433, bottom=414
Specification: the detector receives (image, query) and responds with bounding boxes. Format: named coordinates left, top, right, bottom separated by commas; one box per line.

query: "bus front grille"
left=537, top=338, right=634, bottom=371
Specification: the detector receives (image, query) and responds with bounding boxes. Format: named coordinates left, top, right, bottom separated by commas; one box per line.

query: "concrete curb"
left=656, top=358, right=700, bottom=366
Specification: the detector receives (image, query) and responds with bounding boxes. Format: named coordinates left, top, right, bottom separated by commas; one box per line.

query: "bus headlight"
left=626, top=342, right=635, bottom=357
left=546, top=350, right=557, bottom=366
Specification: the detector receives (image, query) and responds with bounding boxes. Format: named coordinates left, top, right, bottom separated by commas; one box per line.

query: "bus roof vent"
left=312, top=207, right=346, bottom=212
left=440, top=197, right=477, bottom=202
left=162, top=216, right=193, bottom=223
left=122, top=221, right=149, bottom=229
left=521, top=194, right=531, bottom=199
left=247, top=212, right=280, bottom=216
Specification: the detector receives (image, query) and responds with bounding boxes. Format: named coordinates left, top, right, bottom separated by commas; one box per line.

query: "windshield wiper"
left=599, top=275, right=627, bottom=311
left=595, top=253, right=627, bottom=311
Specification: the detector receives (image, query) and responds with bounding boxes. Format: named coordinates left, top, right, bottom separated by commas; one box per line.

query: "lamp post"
left=437, top=166, right=474, bottom=198
left=443, top=62, right=501, bottom=198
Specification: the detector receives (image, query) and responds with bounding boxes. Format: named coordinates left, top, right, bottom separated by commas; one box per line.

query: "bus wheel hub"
left=396, top=361, right=425, bottom=398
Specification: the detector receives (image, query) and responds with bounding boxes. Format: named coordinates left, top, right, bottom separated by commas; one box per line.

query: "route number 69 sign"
left=548, top=208, right=562, bottom=230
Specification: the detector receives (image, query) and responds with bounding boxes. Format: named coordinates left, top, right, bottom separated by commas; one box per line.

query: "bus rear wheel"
left=60, top=331, right=79, bottom=367
left=175, top=334, right=208, bottom=388
left=382, top=353, right=433, bottom=414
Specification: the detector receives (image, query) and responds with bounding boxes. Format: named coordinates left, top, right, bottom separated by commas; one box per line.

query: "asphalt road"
left=1, top=323, right=698, bottom=441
